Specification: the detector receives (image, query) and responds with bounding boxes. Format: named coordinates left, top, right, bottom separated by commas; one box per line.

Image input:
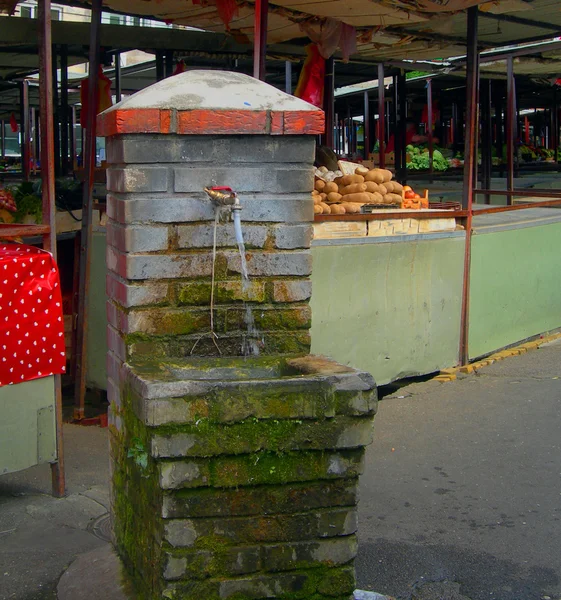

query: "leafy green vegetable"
left=406, top=149, right=448, bottom=171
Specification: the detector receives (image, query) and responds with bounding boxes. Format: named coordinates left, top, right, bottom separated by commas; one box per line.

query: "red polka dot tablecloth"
left=0, top=243, right=66, bottom=387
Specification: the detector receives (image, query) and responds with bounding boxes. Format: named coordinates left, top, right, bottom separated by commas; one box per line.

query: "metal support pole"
left=554, top=89, right=559, bottom=171
left=30, top=107, right=36, bottom=173
left=347, top=106, right=352, bottom=157
left=427, top=78, right=434, bottom=182
left=38, top=0, right=65, bottom=499
left=74, top=0, right=102, bottom=422
left=323, top=57, right=334, bottom=149
left=506, top=56, right=515, bottom=202
left=115, top=51, right=122, bottom=102
left=155, top=51, right=164, bottom=81
left=396, top=71, right=407, bottom=183
left=378, top=63, right=385, bottom=169
left=284, top=61, right=292, bottom=94
left=481, top=79, right=493, bottom=204
left=70, top=105, right=77, bottom=171
left=253, top=0, right=268, bottom=80
left=165, top=51, right=174, bottom=78
left=20, top=80, right=31, bottom=181
left=60, top=45, right=69, bottom=174
left=364, top=91, right=370, bottom=160
left=459, top=6, right=479, bottom=367
left=0, top=120, right=5, bottom=159
left=494, top=83, right=504, bottom=178
left=52, top=45, right=61, bottom=177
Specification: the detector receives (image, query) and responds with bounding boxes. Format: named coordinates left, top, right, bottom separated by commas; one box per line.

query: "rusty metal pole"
left=38, top=0, right=65, bottom=498
left=20, top=80, right=31, bottom=181
left=74, top=0, right=102, bottom=421
left=285, top=61, right=292, bottom=94
left=506, top=56, right=515, bottom=203
left=115, top=51, right=122, bottom=102
left=459, top=5, right=479, bottom=367
left=364, top=91, right=370, bottom=160
left=481, top=79, right=493, bottom=204
left=396, top=71, right=407, bottom=183
left=427, top=78, right=434, bottom=182
left=155, top=51, right=164, bottom=81
left=324, top=57, right=335, bottom=149
left=378, top=64, right=385, bottom=168
left=60, top=45, right=69, bottom=174
left=554, top=89, right=560, bottom=172
left=165, top=51, right=174, bottom=78
left=253, top=0, right=269, bottom=80
left=70, top=105, right=77, bottom=171
left=52, top=45, right=61, bottom=177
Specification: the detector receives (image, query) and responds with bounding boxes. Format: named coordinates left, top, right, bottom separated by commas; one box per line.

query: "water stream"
left=209, top=207, right=262, bottom=356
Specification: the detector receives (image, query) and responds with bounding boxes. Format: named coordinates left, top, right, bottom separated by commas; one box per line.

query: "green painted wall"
left=86, top=232, right=108, bottom=390
left=0, top=376, right=56, bottom=475
left=469, top=223, right=561, bottom=359
left=311, top=237, right=465, bottom=385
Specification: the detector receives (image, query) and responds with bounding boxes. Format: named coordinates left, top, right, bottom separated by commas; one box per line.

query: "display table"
left=0, top=244, right=65, bottom=476
left=0, top=244, right=66, bottom=386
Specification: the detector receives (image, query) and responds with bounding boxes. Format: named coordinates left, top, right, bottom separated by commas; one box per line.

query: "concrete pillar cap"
left=97, top=70, right=324, bottom=137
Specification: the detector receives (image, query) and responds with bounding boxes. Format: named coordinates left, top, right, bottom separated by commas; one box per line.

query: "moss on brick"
left=111, top=385, right=164, bottom=599
left=153, top=415, right=369, bottom=457
left=207, top=449, right=363, bottom=488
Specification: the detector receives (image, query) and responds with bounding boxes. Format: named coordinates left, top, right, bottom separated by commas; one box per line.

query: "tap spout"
left=204, top=186, right=239, bottom=207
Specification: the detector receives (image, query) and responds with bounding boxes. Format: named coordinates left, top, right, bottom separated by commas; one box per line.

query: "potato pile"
left=313, top=166, right=404, bottom=215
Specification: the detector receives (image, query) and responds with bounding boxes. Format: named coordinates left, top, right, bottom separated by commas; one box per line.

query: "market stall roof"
left=4, top=0, right=559, bottom=63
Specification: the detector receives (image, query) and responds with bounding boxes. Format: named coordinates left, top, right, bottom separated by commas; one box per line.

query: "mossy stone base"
left=111, top=356, right=376, bottom=600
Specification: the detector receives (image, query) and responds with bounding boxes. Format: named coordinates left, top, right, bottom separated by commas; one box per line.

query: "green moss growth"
left=111, top=384, right=164, bottom=599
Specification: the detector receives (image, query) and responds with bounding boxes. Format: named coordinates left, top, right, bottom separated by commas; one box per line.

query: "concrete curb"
left=434, top=332, right=561, bottom=383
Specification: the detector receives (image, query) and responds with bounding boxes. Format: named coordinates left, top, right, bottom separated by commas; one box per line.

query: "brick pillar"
left=99, top=71, right=377, bottom=600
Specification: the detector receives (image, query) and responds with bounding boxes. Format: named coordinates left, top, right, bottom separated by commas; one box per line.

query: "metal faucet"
left=204, top=186, right=241, bottom=211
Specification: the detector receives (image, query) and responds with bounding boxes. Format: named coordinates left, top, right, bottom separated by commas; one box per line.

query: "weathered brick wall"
left=105, top=134, right=315, bottom=363
left=112, top=357, right=376, bottom=600
left=100, top=70, right=377, bottom=600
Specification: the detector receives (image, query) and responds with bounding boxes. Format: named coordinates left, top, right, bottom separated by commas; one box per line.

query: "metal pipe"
left=20, top=80, right=31, bottom=181
left=38, top=0, right=65, bottom=499
left=74, top=0, right=102, bottom=422
left=324, top=57, right=334, bottom=149
left=165, top=51, right=174, bottom=78
left=70, top=105, right=76, bottom=171
left=30, top=106, right=36, bottom=173
left=378, top=63, right=385, bottom=169
left=115, top=51, right=122, bottom=102
left=473, top=197, right=561, bottom=214
left=60, top=45, right=70, bottom=175
left=284, top=60, right=292, bottom=94
left=506, top=56, right=515, bottom=202
left=396, top=71, right=407, bottom=183
left=475, top=188, right=561, bottom=198
left=364, top=90, right=370, bottom=160
left=481, top=79, right=493, bottom=204
left=554, top=89, right=560, bottom=172
left=52, top=44, right=61, bottom=177
left=347, top=105, right=352, bottom=157
left=459, top=5, right=479, bottom=367
left=427, top=78, right=434, bottom=182
left=253, top=0, right=269, bottom=80
left=155, top=50, right=164, bottom=81
left=0, top=119, right=5, bottom=160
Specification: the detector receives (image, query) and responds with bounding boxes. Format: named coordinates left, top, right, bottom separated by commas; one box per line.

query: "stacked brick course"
left=100, top=71, right=377, bottom=600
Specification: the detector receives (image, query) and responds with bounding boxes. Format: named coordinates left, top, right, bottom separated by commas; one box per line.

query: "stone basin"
left=121, top=355, right=377, bottom=427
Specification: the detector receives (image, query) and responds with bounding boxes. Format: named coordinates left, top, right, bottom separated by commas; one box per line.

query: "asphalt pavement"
left=357, top=338, right=561, bottom=600
left=1, top=340, right=560, bottom=600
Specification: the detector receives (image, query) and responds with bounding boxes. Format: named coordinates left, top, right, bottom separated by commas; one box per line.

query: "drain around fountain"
left=89, top=513, right=112, bottom=543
